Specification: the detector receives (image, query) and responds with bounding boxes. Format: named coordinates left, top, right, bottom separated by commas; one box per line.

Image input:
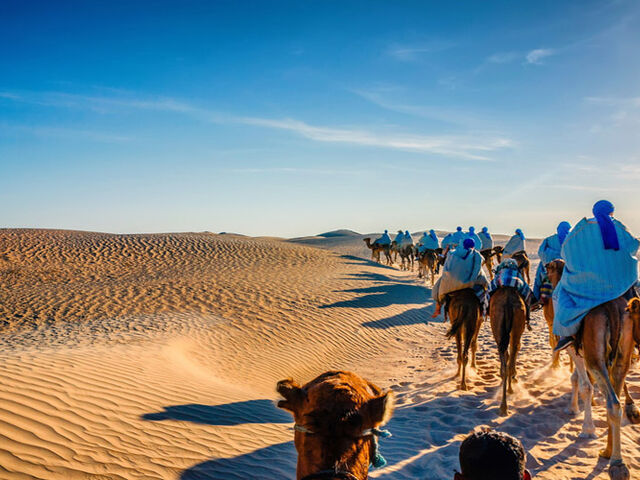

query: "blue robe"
left=375, top=232, right=391, bottom=245
left=553, top=218, right=639, bottom=337
left=432, top=245, right=487, bottom=302
left=503, top=234, right=526, bottom=256
left=402, top=232, right=414, bottom=246
left=533, top=233, right=564, bottom=300
left=393, top=232, right=404, bottom=245
left=441, top=233, right=456, bottom=249
left=418, top=233, right=439, bottom=252
left=479, top=232, right=493, bottom=251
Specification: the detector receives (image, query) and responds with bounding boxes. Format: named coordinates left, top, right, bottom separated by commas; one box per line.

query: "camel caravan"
left=284, top=200, right=639, bottom=480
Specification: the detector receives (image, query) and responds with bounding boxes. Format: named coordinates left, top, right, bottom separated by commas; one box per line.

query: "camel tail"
left=446, top=312, right=465, bottom=339
left=498, top=300, right=514, bottom=354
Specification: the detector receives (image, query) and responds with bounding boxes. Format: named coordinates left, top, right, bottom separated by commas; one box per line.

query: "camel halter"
left=294, top=424, right=392, bottom=480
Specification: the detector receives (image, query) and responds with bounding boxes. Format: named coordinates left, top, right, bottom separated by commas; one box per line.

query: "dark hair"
left=459, top=429, right=527, bottom=480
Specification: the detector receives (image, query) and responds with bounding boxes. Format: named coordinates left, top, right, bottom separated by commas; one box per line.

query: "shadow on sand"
left=320, top=283, right=429, bottom=310
left=180, top=441, right=296, bottom=480
left=142, top=399, right=291, bottom=426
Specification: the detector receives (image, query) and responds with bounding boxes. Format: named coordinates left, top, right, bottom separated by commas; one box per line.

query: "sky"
left=1, top=0, right=639, bottom=238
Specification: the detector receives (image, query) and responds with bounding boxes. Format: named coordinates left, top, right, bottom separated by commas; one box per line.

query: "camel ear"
left=276, top=378, right=304, bottom=414
left=362, top=390, right=395, bottom=427
left=627, top=298, right=640, bottom=316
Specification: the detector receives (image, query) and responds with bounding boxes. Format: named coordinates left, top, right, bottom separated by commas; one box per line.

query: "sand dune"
left=0, top=228, right=637, bottom=479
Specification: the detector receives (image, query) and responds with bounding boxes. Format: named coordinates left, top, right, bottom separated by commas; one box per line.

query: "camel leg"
left=455, top=333, right=462, bottom=378
left=567, top=349, right=596, bottom=434
left=459, top=331, right=469, bottom=391
left=500, top=349, right=509, bottom=416
left=508, top=331, right=522, bottom=391
left=587, top=360, right=620, bottom=460
left=624, top=382, right=640, bottom=424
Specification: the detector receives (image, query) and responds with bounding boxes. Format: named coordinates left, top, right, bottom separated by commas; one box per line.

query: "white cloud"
left=1, top=90, right=513, bottom=160
left=487, top=52, right=520, bottom=64
left=525, top=48, right=555, bottom=65
left=386, top=41, right=455, bottom=61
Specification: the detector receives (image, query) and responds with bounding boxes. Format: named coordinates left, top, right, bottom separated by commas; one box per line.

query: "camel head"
left=277, top=371, right=395, bottom=480
left=545, top=259, right=565, bottom=288
left=363, top=238, right=373, bottom=249
left=493, top=246, right=504, bottom=262
left=627, top=297, right=640, bottom=346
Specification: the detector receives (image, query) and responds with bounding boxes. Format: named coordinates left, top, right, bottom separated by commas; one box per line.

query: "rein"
left=294, top=424, right=391, bottom=480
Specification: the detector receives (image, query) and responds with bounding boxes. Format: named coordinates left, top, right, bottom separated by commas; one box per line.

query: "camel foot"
left=499, top=406, right=509, bottom=417
left=460, top=382, right=468, bottom=391
left=625, top=403, right=640, bottom=424
left=565, top=406, right=580, bottom=416
left=599, top=449, right=612, bottom=459
left=551, top=361, right=560, bottom=370
left=511, top=376, right=518, bottom=384
left=609, top=461, right=630, bottom=480
left=578, top=430, right=597, bottom=439
left=507, top=386, right=514, bottom=394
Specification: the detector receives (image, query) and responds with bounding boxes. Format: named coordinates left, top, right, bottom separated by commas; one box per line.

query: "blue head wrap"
left=384, top=229, right=388, bottom=234
left=482, top=226, right=488, bottom=234
left=515, top=228, right=525, bottom=240
left=429, top=229, right=437, bottom=241
left=556, top=221, right=571, bottom=245
left=469, top=226, right=475, bottom=233
left=461, top=238, right=475, bottom=259
left=405, top=230, right=410, bottom=236
left=456, top=226, right=462, bottom=232
left=593, top=200, right=619, bottom=250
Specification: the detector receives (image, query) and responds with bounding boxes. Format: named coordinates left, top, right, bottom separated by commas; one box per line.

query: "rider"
left=490, top=258, right=535, bottom=330
left=478, top=226, right=494, bottom=253
left=466, top=226, right=482, bottom=250
left=503, top=229, right=526, bottom=258
left=431, top=238, right=487, bottom=318
left=532, top=221, right=571, bottom=306
left=554, top=200, right=639, bottom=351
left=451, top=226, right=465, bottom=246
left=393, top=229, right=405, bottom=245
left=402, top=230, right=414, bottom=246
left=417, top=230, right=439, bottom=253
left=374, top=229, right=392, bottom=246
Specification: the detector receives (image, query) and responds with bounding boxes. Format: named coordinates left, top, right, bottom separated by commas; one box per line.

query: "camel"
left=417, top=249, right=439, bottom=286
left=511, top=251, right=531, bottom=285
left=277, top=371, right=395, bottom=480
left=544, top=260, right=564, bottom=369
left=363, top=238, right=392, bottom=266
left=396, top=243, right=415, bottom=271
left=547, top=261, right=637, bottom=479
left=446, top=289, right=483, bottom=391
left=481, top=246, right=503, bottom=280
left=489, top=286, right=527, bottom=416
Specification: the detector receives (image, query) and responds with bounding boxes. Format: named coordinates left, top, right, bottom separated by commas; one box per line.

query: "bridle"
left=294, top=424, right=391, bottom=480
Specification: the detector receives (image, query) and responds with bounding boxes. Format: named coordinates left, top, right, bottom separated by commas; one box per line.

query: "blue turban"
left=469, top=226, right=475, bottom=233
left=463, top=238, right=475, bottom=249
left=405, top=230, right=410, bottom=235
left=593, top=200, right=619, bottom=250
left=384, top=229, right=388, bottom=233
left=482, top=226, right=488, bottom=234
left=515, top=228, right=525, bottom=240
left=457, top=226, right=462, bottom=232
left=556, top=221, right=571, bottom=245
left=429, top=229, right=437, bottom=241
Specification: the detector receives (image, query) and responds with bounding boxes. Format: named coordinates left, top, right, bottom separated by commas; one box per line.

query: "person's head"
left=405, top=230, right=410, bottom=235
left=556, top=221, right=571, bottom=243
left=430, top=229, right=436, bottom=235
left=593, top=199, right=614, bottom=218
left=515, top=228, right=524, bottom=239
left=455, top=429, right=531, bottom=480
left=469, top=226, right=475, bottom=233
left=482, top=227, right=488, bottom=234
left=384, top=229, right=388, bottom=234
left=398, top=230, right=403, bottom=234
left=463, top=238, right=475, bottom=250
left=457, top=226, right=462, bottom=232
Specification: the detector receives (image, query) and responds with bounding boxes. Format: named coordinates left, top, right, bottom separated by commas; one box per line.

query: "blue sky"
left=1, top=0, right=639, bottom=237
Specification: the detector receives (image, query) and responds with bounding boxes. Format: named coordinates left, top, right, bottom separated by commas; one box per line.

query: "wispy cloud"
left=525, top=48, right=556, bottom=65
left=1, top=90, right=513, bottom=160
left=487, top=52, right=520, bottom=64
left=386, top=41, right=455, bottom=61
left=0, top=123, right=131, bottom=143
left=585, top=96, right=640, bottom=108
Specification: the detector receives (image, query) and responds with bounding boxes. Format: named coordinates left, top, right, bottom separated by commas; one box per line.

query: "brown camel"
left=277, top=371, right=395, bottom=480
left=511, top=251, right=531, bottom=285
left=489, top=287, right=527, bottom=416
left=417, top=249, right=439, bottom=286
left=446, top=289, right=483, bottom=391
left=481, top=246, right=503, bottom=280
left=363, top=238, right=391, bottom=266
left=397, top=244, right=415, bottom=271
left=547, top=263, right=637, bottom=479
left=544, top=260, right=564, bottom=369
